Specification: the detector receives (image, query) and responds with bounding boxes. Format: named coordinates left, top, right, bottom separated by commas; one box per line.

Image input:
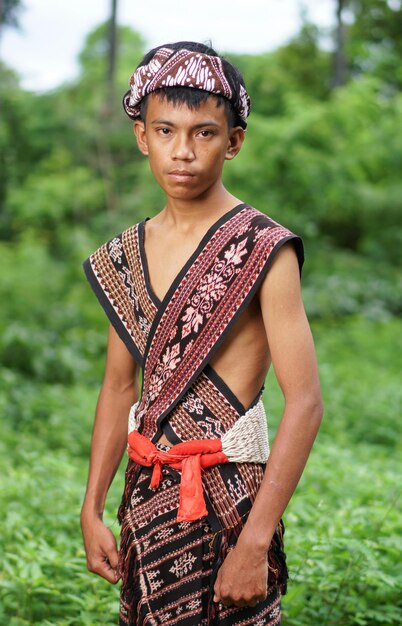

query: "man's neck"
left=160, top=187, right=242, bottom=235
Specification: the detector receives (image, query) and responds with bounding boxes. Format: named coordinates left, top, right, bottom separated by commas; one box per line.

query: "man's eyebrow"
left=192, top=121, right=221, bottom=129
left=151, top=119, right=175, bottom=126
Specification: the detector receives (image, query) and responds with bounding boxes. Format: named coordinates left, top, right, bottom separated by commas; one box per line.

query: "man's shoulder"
left=244, top=206, right=299, bottom=240
left=244, top=206, right=304, bottom=273
left=246, top=206, right=291, bottom=231
left=106, top=219, right=143, bottom=247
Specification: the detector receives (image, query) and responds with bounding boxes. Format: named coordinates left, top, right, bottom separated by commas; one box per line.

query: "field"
left=1, top=314, right=401, bottom=625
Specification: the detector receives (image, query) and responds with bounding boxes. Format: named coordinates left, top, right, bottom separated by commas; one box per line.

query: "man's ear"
left=225, top=126, right=245, bottom=161
left=134, top=120, right=149, bottom=156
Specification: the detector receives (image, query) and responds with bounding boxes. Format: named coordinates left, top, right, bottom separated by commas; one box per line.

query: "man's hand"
left=213, top=538, right=268, bottom=608
left=81, top=511, right=120, bottom=584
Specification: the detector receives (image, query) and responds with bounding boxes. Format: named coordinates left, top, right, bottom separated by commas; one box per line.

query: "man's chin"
left=164, top=187, right=207, bottom=202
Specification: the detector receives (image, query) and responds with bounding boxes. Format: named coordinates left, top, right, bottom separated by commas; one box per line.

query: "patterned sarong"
left=119, top=443, right=282, bottom=626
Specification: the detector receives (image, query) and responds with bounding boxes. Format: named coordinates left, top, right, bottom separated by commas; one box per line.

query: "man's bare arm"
left=214, top=243, right=323, bottom=607
left=81, top=324, right=140, bottom=583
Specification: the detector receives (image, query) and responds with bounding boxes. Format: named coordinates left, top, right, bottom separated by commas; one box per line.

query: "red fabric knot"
left=150, top=459, right=163, bottom=489
left=127, top=430, right=229, bottom=521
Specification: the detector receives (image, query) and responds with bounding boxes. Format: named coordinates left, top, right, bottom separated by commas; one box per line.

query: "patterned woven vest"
left=83, top=203, right=304, bottom=532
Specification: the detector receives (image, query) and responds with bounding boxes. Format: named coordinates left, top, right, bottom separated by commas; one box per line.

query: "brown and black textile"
left=83, top=203, right=304, bottom=625
left=118, top=442, right=282, bottom=625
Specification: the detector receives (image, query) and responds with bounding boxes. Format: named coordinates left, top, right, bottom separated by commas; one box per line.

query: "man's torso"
left=143, top=213, right=272, bottom=448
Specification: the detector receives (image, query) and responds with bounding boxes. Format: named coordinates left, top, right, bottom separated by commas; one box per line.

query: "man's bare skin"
left=81, top=93, right=323, bottom=609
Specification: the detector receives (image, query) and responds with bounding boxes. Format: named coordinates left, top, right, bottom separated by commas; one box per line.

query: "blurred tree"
left=78, top=21, right=144, bottom=108
left=0, top=0, right=22, bottom=32
left=340, top=0, right=402, bottom=86
left=332, top=0, right=348, bottom=87
left=1, top=16, right=401, bottom=265
left=0, top=22, right=146, bottom=238
left=231, top=22, right=331, bottom=118
left=72, top=21, right=144, bottom=212
left=106, top=0, right=118, bottom=113
left=275, top=22, right=332, bottom=99
left=0, top=64, right=40, bottom=233
left=224, top=76, right=402, bottom=263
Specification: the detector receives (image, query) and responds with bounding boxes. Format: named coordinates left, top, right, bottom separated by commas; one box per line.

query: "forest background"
left=0, top=1, right=401, bottom=624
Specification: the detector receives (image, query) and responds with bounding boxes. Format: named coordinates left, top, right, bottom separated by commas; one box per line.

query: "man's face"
left=134, top=93, right=244, bottom=202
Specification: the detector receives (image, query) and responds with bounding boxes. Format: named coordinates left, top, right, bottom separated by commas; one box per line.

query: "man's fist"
left=213, top=540, right=268, bottom=608
left=81, top=511, right=120, bottom=584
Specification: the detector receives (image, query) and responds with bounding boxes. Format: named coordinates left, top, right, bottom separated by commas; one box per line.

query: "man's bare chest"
left=144, top=232, right=206, bottom=303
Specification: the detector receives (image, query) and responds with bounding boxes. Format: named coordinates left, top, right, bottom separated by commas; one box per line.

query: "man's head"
left=123, top=41, right=250, bottom=130
left=123, top=42, right=249, bottom=202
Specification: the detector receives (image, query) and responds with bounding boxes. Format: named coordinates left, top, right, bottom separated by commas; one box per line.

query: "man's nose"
left=171, top=133, right=195, bottom=160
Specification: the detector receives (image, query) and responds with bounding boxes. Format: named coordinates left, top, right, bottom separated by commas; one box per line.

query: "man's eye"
left=199, top=130, right=212, bottom=138
left=158, top=128, right=171, bottom=135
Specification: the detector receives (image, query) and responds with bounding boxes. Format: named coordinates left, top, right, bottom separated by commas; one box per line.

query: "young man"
left=81, top=42, right=323, bottom=626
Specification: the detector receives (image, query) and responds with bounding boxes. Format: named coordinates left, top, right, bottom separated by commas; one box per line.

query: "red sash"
left=128, top=430, right=228, bottom=521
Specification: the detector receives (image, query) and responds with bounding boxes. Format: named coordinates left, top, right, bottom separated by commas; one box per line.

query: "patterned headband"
left=122, top=47, right=251, bottom=126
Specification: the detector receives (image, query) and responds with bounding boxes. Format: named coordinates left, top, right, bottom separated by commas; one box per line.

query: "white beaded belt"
left=128, top=399, right=269, bottom=464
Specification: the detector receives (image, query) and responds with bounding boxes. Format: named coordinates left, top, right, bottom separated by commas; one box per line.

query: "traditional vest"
left=83, top=203, right=304, bottom=533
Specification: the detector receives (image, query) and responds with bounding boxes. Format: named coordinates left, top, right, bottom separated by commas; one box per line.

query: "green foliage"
left=283, top=440, right=402, bottom=625
left=346, top=0, right=402, bottom=87
left=1, top=320, right=401, bottom=624
left=303, top=247, right=402, bottom=320
left=79, top=22, right=144, bottom=86
left=0, top=417, right=123, bottom=625
left=265, top=318, right=402, bottom=625
left=7, top=152, right=105, bottom=234
left=1, top=12, right=402, bottom=625
left=224, top=76, right=402, bottom=264
left=2, top=19, right=402, bottom=262
left=231, top=22, right=331, bottom=118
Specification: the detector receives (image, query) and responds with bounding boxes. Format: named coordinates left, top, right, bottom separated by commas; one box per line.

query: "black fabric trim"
left=82, top=257, right=143, bottom=367
left=138, top=219, right=161, bottom=309
left=151, top=233, right=303, bottom=443
left=204, top=364, right=247, bottom=415
left=161, top=367, right=262, bottom=444
left=204, top=488, right=221, bottom=532
left=205, top=364, right=265, bottom=416
left=292, top=235, right=305, bottom=277
left=162, top=421, right=183, bottom=446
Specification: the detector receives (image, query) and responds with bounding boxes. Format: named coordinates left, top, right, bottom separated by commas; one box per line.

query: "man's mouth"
left=168, top=169, right=194, bottom=176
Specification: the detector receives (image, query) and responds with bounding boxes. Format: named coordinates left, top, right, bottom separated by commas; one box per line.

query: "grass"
left=0, top=317, right=401, bottom=625
left=267, top=317, right=402, bottom=625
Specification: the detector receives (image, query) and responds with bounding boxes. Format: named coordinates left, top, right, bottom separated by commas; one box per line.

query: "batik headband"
left=123, top=47, right=251, bottom=125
